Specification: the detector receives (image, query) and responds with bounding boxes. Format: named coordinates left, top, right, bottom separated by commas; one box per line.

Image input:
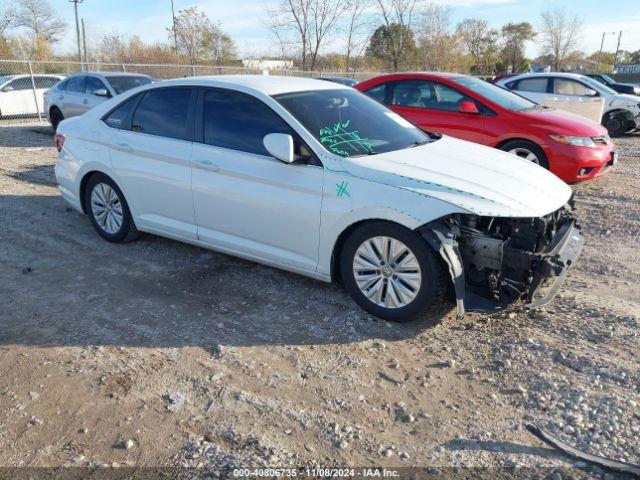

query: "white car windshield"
left=580, top=75, right=617, bottom=95
left=452, top=76, right=537, bottom=111
left=274, top=89, right=433, bottom=157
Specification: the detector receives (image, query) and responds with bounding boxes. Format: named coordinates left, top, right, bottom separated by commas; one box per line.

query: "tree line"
left=1, top=0, right=638, bottom=74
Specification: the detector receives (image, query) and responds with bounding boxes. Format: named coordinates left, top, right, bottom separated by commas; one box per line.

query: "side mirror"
left=584, top=88, right=598, bottom=97
left=459, top=100, right=479, bottom=114
left=264, top=133, right=295, bottom=163
left=2, top=85, right=14, bottom=92
left=94, top=88, right=110, bottom=97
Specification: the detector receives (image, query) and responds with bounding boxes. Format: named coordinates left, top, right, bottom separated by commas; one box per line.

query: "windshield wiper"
left=409, top=140, right=431, bottom=148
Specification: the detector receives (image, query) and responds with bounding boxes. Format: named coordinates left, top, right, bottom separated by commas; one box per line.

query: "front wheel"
left=340, top=222, right=447, bottom=322
left=603, top=111, right=629, bottom=137
left=499, top=140, right=549, bottom=169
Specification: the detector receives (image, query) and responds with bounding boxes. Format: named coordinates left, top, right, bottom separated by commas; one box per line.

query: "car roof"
left=150, top=75, right=349, bottom=95
left=506, top=72, right=588, bottom=82
left=66, top=71, right=152, bottom=78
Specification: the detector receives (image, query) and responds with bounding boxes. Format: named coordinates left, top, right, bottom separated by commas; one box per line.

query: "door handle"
left=112, top=143, right=133, bottom=153
left=58, top=95, right=63, bottom=100
left=194, top=159, right=220, bottom=171
left=82, top=99, right=88, bottom=104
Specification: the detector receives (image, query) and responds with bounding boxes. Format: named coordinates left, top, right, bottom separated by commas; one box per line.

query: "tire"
left=499, top=140, right=549, bottom=169
left=603, top=111, right=628, bottom=137
left=340, top=222, right=448, bottom=322
left=84, top=173, right=140, bottom=243
left=50, top=107, right=64, bottom=131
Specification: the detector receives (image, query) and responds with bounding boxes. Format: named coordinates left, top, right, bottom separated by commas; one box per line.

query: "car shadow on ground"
left=0, top=124, right=53, bottom=148
left=4, top=163, right=56, bottom=187
left=0, top=193, right=452, bottom=350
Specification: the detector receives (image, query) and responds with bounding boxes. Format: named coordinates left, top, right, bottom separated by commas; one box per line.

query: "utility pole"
left=82, top=19, right=88, bottom=67
left=69, top=0, right=84, bottom=64
left=613, top=31, right=623, bottom=73
left=596, top=31, right=615, bottom=73
left=171, top=0, right=178, bottom=51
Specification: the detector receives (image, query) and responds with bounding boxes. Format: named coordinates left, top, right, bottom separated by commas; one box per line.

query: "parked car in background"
left=54, top=76, right=582, bottom=321
left=316, top=76, right=358, bottom=87
left=357, top=73, right=617, bottom=182
left=0, top=74, right=64, bottom=118
left=496, top=72, right=640, bottom=136
left=585, top=73, right=640, bottom=96
left=44, top=72, right=153, bottom=129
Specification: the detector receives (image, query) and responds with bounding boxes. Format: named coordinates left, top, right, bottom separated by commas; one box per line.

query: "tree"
left=456, top=18, right=498, bottom=73
left=13, top=0, right=65, bottom=43
left=500, top=22, right=535, bottom=73
left=0, top=2, right=15, bottom=39
left=539, top=7, right=583, bottom=71
left=374, top=0, right=421, bottom=71
left=417, top=3, right=462, bottom=72
left=267, top=0, right=348, bottom=71
left=342, top=0, right=371, bottom=72
left=366, top=23, right=418, bottom=70
left=167, top=6, right=236, bottom=65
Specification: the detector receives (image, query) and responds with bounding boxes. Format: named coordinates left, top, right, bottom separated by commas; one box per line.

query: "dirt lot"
left=0, top=123, right=638, bottom=478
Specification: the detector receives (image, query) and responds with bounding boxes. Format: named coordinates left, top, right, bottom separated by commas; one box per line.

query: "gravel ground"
left=0, top=122, right=638, bottom=478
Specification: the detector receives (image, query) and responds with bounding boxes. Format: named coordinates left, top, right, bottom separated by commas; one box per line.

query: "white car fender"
left=317, top=167, right=469, bottom=277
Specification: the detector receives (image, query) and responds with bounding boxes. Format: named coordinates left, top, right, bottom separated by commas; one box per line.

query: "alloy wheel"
left=90, top=183, right=124, bottom=235
left=508, top=147, right=540, bottom=164
left=352, top=236, right=422, bottom=309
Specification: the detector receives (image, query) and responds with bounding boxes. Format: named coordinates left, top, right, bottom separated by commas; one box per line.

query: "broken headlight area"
left=421, top=203, right=584, bottom=315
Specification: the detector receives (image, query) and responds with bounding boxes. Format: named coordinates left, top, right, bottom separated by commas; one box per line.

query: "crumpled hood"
left=340, top=135, right=572, bottom=218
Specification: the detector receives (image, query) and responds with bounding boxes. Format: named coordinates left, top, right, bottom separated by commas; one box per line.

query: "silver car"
left=44, top=72, right=153, bottom=129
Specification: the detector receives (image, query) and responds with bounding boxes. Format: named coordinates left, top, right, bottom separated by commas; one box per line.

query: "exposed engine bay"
left=421, top=202, right=584, bottom=314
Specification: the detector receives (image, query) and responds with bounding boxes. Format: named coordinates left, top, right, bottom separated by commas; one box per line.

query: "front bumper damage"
left=421, top=203, right=584, bottom=315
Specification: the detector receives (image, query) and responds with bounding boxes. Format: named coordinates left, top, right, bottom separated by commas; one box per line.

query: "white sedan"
left=0, top=74, right=64, bottom=118
left=54, top=76, right=583, bottom=321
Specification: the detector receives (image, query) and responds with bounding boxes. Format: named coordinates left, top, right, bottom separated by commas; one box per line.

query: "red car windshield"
left=452, top=76, right=537, bottom=111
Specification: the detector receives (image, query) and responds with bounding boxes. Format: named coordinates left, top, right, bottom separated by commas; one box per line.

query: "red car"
left=356, top=73, right=617, bottom=182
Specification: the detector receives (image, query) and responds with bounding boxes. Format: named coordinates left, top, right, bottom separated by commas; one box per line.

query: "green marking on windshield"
left=319, top=120, right=374, bottom=157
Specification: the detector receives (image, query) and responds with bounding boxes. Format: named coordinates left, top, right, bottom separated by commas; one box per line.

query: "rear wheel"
left=84, top=173, right=140, bottom=243
left=499, top=140, right=549, bottom=169
left=50, top=107, right=64, bottom=131
left=340, top=222, right=447, bottom=322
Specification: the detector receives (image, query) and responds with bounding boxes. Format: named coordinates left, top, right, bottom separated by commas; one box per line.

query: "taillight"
left=54, top=133, right=65, bottom=152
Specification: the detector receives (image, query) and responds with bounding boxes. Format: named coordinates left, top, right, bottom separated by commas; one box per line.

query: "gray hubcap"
left=91, top=183, right=123, bottom=234
left=508, top=147, right=539, bottom=164
left=353, top=236, right=422, bottom=309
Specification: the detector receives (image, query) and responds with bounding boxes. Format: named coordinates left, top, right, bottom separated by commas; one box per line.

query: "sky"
left=48, top=0, right=640, bottom=60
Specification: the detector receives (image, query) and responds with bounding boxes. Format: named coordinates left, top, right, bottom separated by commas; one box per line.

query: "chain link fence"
left=0, top=59, right=381, bottom=124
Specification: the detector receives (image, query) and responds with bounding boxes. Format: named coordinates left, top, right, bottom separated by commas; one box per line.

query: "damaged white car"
left=54, top=76, right=583, bottom=322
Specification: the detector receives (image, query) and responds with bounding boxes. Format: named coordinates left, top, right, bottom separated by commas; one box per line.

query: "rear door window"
left=390, top=79, right=473, bottom=112
left=34, top=76, right=60, bottom=89
left=131, top=88, right=193, bottom=140
left=515, top=77, right=548, bottom=93
left=66, top=76, right=86, bottom=93
left=202, top=89, right=291, bottom=156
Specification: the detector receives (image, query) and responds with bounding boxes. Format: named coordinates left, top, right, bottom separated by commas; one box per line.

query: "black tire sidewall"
left=85, top=173, right=134, bottom=243
left=603, top=113, right=627, bottom=137
left=50, top=108, right=63, bottom=130
left=499, top=140, right=549, bottom=169
left=340, top=222, right=444, bottom=322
